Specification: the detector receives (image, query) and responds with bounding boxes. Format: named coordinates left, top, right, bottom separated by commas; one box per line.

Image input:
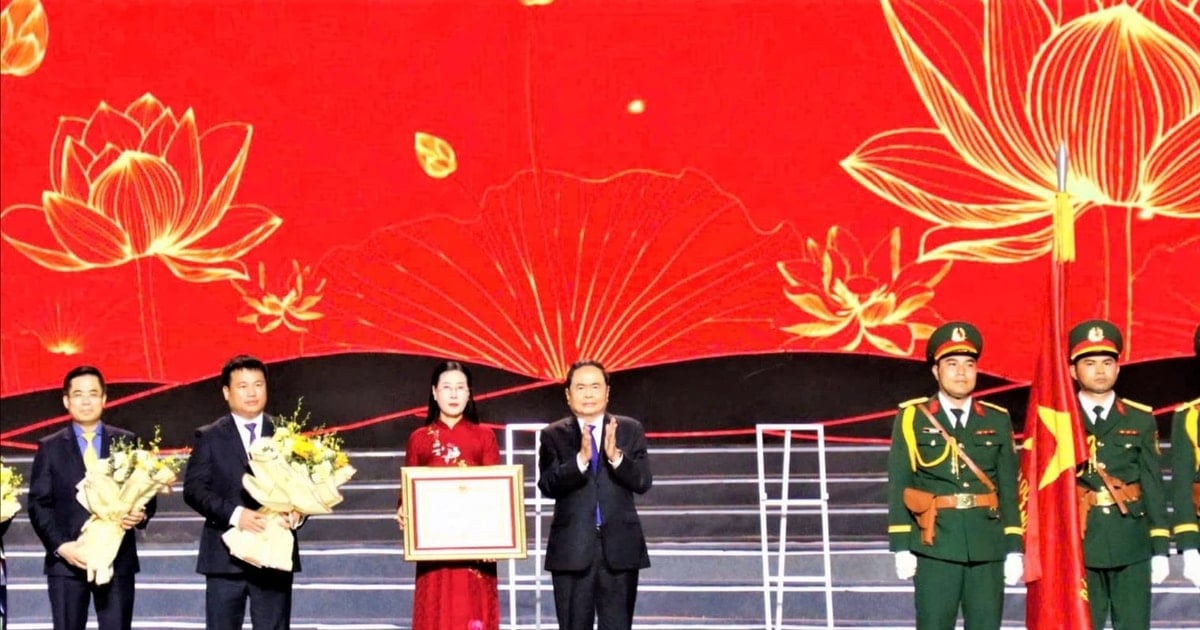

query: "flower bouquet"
left=223, top=400, right=356, bottom=571
left=73, top=427, right=184, bottom=584
left=0, top=460, right=23, bottom=523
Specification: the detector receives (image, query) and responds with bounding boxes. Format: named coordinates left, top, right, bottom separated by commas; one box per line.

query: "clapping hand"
left=603, top=415, right=620, bottom=462
left=579, top=424, right=594, bottom=465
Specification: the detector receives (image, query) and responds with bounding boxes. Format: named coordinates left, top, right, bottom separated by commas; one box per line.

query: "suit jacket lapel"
left=99, top=424, right=116, bottom=459
left=219, top=415, right=250, bottom=466
left=61, top=427, right=86, bottom=479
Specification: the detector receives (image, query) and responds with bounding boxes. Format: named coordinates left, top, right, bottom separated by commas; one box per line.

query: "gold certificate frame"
left=400, top=464, right=527, bottom=561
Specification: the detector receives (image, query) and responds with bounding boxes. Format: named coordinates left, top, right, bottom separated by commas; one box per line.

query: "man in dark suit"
left=184, top=355, right=298, bottom=630
left=537, top=359, right=653, bottom=630
left=27, top=365, right=155, bottom=630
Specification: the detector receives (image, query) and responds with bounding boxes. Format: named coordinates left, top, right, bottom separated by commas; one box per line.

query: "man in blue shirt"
left=27, top=366, right=155, bottom=630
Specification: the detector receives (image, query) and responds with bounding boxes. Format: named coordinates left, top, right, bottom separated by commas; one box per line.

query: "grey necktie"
left=949, top=408, right=964, bottom=429
left=1092, top=405, right=1105, bottom=425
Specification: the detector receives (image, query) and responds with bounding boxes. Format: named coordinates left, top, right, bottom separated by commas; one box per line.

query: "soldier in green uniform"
left=1067, top=319, right=1170, bottom=630
left=1169, top=325, right=1200, bottom=589
left=887, top=321, right=1023, bottom=630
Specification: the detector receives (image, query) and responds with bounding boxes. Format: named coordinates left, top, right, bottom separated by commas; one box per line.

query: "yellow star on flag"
left=1037, top=405, right=1076, bottom=489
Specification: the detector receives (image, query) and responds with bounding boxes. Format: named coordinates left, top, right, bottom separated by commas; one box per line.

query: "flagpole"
left=1022, top=143, right=1092, bottom=629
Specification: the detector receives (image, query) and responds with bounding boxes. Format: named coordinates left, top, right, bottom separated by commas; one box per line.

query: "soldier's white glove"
left=1150, top=555, right=1169, bottom=585
left=894, top=551, right=917, bottom=580
left=1003, top=553, right=1023, bottom=585
left=1182, top=549, right=1200, bottom=589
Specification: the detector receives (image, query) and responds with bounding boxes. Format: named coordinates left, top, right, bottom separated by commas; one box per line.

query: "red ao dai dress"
left=404, top=420, right=501, bottom=630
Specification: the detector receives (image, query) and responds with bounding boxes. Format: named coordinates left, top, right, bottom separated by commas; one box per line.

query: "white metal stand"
left=504, top=422, right=551, bottom=630
left=756, top=423, right=834, bottom=630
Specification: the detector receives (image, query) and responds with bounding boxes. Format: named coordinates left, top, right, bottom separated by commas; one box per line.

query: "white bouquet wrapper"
left=223, top=439, right=356, bottom=571
left=74, top=464, right=176, bottom=585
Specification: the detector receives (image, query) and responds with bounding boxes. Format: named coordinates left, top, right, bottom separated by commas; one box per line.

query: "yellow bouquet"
left=0, top=460, right=23, bottom=523
left=74, top=427, right=185, bottom=584
left=223, top=400, right=356, bottom=571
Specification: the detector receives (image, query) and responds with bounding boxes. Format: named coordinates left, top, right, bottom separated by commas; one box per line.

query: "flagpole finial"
left=1056, top=143, right=1068, bottom=193
left=1053, top=143, right=1075, bottom=262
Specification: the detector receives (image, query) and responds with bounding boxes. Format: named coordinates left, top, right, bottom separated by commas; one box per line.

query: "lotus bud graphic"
left=0, top=0, right=48, bottom=77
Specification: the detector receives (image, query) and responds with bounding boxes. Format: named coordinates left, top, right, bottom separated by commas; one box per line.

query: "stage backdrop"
left=2, top=0, right=1198, bottom=450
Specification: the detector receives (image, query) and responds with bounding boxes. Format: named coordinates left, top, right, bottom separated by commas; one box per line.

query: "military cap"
left=1068, top=319, right=1123, bottom=361
left=926, top=321, right=983, bottom=363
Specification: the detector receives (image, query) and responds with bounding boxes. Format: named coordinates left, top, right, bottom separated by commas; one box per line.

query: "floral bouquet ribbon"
left=74, top=462, right=176, bottom=585
left=223, top=436, right=356, bottom=571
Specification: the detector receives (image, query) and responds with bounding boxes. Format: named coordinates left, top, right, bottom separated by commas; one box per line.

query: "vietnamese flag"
left=1019, top=187, right=1091, bottom=629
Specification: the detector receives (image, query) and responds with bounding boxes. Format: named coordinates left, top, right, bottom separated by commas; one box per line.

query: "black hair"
left=564, top=359, right=609, bottom=388
left=62, top=365, right=106, bottom=395
left=221, top=354, right=267, bottom=387
left=425, top=360, right=480, bottom=425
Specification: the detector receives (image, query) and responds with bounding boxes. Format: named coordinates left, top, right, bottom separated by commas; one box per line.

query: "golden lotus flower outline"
left=235, top=260, right=327, bottom=334
left=778, top=226, right=951, bottom=356
left=0, top=93, right=283, bottom=283
left=842, top=0, right=1200, bottom=263
left=0, top=0, right=48, bottom=77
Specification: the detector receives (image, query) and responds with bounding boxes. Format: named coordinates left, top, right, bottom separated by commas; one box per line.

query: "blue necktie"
left=245, top=422, right=258, bottom=446
left=590, top=424, right=602, bottom=527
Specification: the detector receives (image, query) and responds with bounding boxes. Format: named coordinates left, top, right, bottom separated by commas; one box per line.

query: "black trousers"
left=46, top=573, right=135, bottom=630
left=204, top=570, right=293, bottom=630
left=551, top=531, right=640, bottom=630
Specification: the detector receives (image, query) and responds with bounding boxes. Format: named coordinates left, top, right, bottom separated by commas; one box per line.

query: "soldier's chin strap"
left=916, top=404, right=997, bottom=494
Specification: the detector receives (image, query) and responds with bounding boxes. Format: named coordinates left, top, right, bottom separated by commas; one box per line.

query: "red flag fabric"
left=1020, top=256, right=1091, bottom=629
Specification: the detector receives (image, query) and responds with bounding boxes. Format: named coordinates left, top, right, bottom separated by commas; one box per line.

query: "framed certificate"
left=400, top=464, right=527, bottom=561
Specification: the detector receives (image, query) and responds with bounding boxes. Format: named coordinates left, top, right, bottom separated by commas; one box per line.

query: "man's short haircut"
left=63, top=365, right=106, bottom=395
left=564, top=359, right=609, bottom=387
left=221, top=354, right=267, bottom=387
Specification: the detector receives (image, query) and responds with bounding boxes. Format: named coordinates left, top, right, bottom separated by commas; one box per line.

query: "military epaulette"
left=1120, top=398, right=1153, bottom=413
left=898, top=396, right=929, bottom=408
left=978, top=400, right=1009, bottom=414
left=1176, top=397, right=1200, bottom=412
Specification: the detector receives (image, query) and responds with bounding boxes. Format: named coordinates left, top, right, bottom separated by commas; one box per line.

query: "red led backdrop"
left=1, top=0, right=1198, bottom=448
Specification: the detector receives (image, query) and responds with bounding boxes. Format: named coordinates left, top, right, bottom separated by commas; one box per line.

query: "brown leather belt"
left=1077, top=482, right=1142, bottom=537
left=932, top=493, right=999, bottom=510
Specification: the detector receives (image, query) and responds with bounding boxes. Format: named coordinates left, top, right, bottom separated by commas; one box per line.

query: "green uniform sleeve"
left=1170, top=406, right=1199, bottom=551
left=1137, top=411, right=1171, bottom=556
left=995, top=417, right=1024, bottom=553
left=887, top=407, right=914, bottom=552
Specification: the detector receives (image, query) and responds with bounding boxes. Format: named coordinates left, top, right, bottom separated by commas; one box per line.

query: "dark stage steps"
left=3, top=443, right=1197, bottom=628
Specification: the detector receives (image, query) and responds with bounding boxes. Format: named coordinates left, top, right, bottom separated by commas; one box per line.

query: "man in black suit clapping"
left=538, top=359, right=653, bottom=630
